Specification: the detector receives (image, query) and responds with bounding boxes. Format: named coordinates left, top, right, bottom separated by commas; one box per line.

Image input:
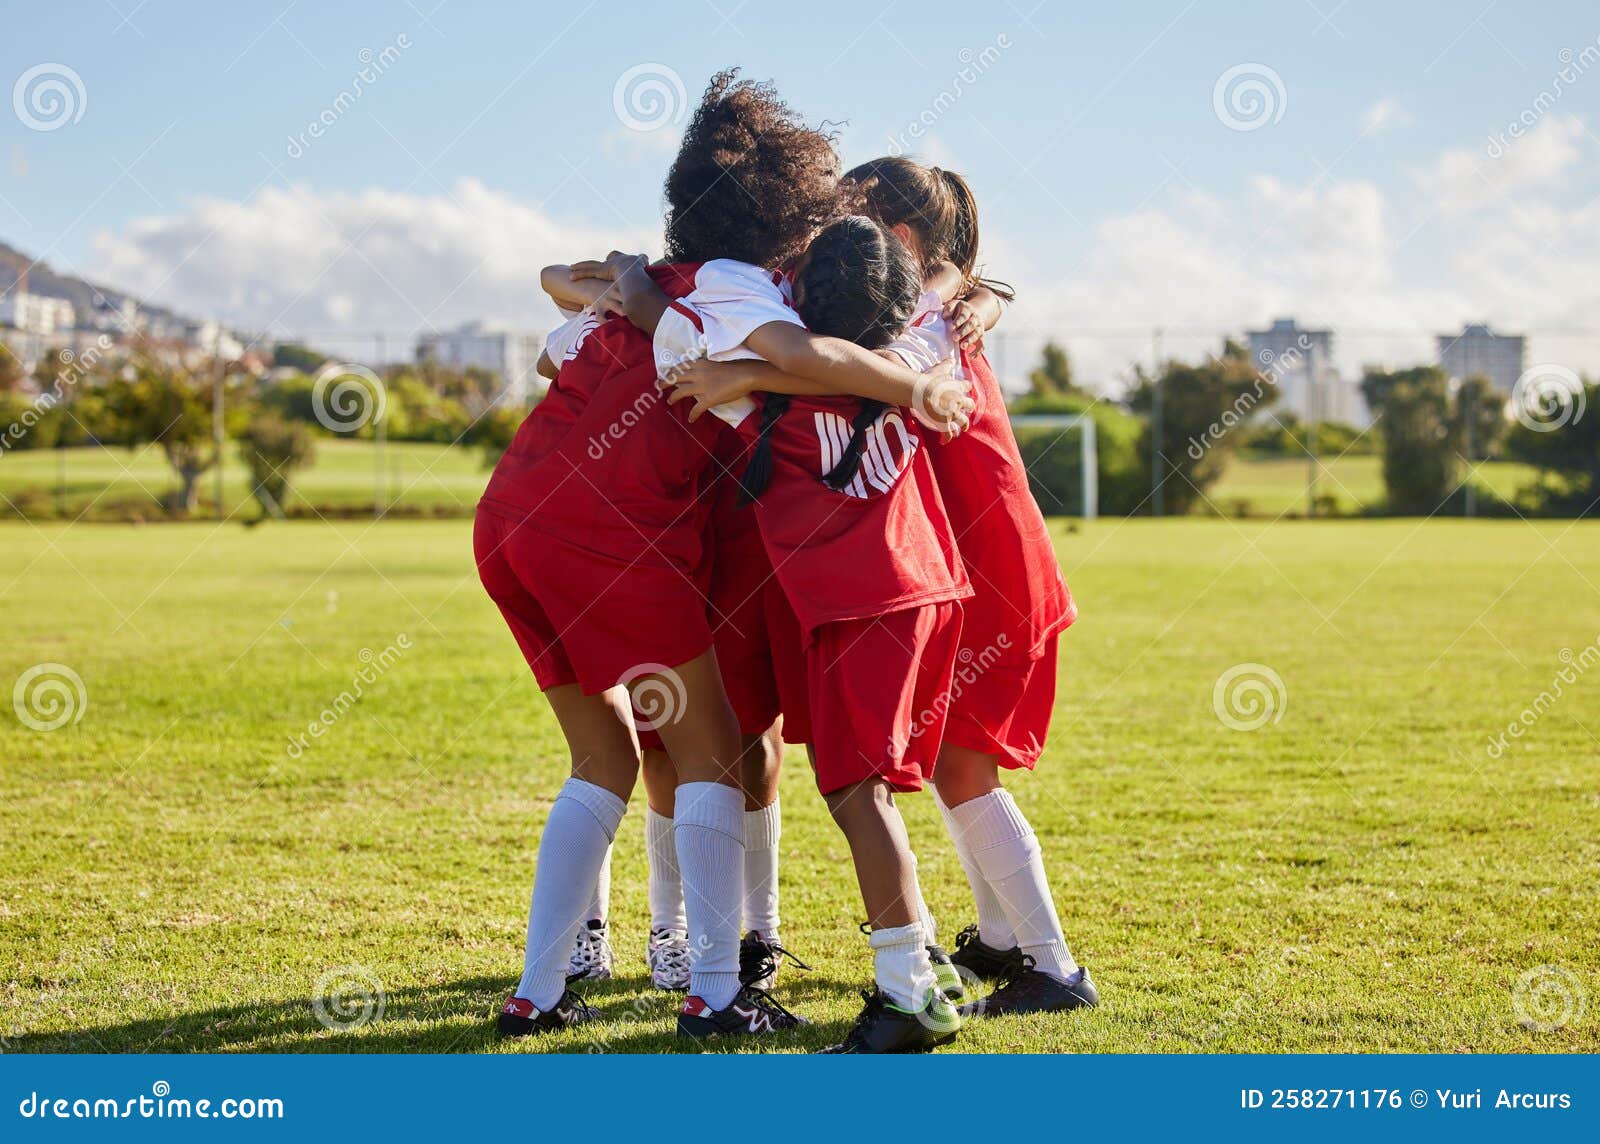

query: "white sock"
left=515, top=778, right=627, bottom=1009
left=935, top=788, right=1015, bottom=949
left=955, top=789, right=1079, bottom=983
left=646, top=808, right=685, bottom=932
left=674, top=782, right=745, bottom=1009
left=586, top=844, right=612, bottom=924
left=742, top=799, right=781, bottom=936
left=869, top=922, right=937, bottom=1011
left=910, top=851, right=937, bottom=946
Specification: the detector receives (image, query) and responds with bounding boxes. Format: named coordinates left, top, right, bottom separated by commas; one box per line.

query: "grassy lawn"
left=1, top=518, right=1597, bottom=1054
left=0, top=440, right=492, bottom=519
left=2, top=442, right=1544, bottom=523
left=1208, top=454, right=1538, bottom=517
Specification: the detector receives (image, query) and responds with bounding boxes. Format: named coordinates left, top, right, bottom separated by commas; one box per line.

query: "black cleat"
left=983, top=964, right=1099, bottom=1017
left=496, top=989, right=601, bottom=1038
left=927, top=944, right=968, bottom=1005
left=816, top=989, right=962, bottom=1054
left=676, top=984, right=809, bottom=1040
left=739, top=931, right=812, bottom=991
left=949, top=924, right=1025, bottom=982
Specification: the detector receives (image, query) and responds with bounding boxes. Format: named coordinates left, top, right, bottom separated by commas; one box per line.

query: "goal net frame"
left=1006, top=413, right=1099, bottom=522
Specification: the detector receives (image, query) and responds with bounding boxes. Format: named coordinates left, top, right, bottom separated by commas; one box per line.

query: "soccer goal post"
left=1007, top=413, right=1099, bottom=522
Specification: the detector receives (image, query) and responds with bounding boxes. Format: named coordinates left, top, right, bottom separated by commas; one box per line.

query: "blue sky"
left=4, top=1, right=1598, bottom=385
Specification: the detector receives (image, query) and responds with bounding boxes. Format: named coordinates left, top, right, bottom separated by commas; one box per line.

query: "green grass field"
left=0, top=440, right=491, bottom=519
left=2, top=518, right=1597, bottom=1054
left=0, top=442, right=1542, bottom=521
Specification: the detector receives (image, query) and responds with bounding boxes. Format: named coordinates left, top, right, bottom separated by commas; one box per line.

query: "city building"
left=1245, top=317, right=1368, bottom=426
left=415, top=322, right=545, bottom=405
left=1435, top=323, right=1525, bottom=393
left=0, top=290, right=77, bottom=336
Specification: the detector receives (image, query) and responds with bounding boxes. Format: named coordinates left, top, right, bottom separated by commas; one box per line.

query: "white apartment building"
left=1245, top=318, right=1369, bottom=427
left=0, top=291, right=77, bottom=336
left=1436, top=323, right=1526, bottom=394
left=415, top=322, right=545, bottom=406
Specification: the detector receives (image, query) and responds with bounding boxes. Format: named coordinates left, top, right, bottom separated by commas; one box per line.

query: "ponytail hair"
left=822, top=399, right=889, bottom=491
left=737, top=394, right=791, bottom=504
left=936, top=167, right=1015, bottom=303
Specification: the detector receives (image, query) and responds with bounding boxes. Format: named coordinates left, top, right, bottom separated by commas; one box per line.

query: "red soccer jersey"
left=929, top=348, right=1076, bottom=659
left=480, top=263, right=734, bottom=571
left=744, top=395, right=971, bottom=640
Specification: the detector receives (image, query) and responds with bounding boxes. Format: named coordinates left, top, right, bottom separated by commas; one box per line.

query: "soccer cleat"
left=927, top=944, right=968, bottom=1006
left=496, top=989, right=602, bottom=1038
left=816, top=989, right=962, bottom=1054
left=647, top=927, right=692, bottom=992
left=567, top=918, right=613, bottom=982
left=949, top=923, right=1026, bottom=982
left=983, top=963, right=1099, bottom=1018
left=676, top=985, right=808, bottom=1040
left=739, top=931, right=812, bottom=991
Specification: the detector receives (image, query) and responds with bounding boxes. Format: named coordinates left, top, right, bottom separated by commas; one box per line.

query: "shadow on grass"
left=6, top=972, right=869, bottom=1055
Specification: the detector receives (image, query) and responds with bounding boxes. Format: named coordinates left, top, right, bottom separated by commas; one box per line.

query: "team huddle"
left=474, top=69, right=1095, bottom=1053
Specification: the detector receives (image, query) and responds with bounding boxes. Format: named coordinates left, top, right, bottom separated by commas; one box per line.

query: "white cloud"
left=1418, top=113, right=1586, bottom=217
left=997, top=127, right=1599, bottom=390
left=1361, top=98, right=1412, bottom=135
left=88, top=178, right=658, bottom=338
left=80, top=121, right=1600, bottom=391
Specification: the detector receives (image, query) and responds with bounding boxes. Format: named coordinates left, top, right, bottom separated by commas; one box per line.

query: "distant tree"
left=1127, top=348, right=1278, bottom=515
left=1026, top=341, right=1085, bottom=400
left=238, top=412, right=315, bottom=517
left=0, top=342, right=24, bottom=393
left=272, top=343, right=329, bottom=373
left=1503, top=377, right=1598, bottom=517
left=111, top=359, right=224, bottom=514
left=1361, top=366, right=1458, bottom=514
left=1454, top=375, right=1506, bottom=463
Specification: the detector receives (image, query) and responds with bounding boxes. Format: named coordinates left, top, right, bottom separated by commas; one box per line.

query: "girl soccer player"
left=476, top=73, right=968, bottom=1040
left=666, top=157, right=1098, bottom=1019
left=629, top=216, right=976, bottom=1052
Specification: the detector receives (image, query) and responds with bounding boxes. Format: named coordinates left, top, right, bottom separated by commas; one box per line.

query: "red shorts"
left=475, top=501, right=713, bottom=695
left=941, top=635, right=1060, bottom=769
left=775, top=601, right=963, bottom=796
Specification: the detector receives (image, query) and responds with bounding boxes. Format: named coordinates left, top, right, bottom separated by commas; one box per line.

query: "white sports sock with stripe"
left=675, top=781, right=745, bottom=1010
left=586, top=844, right=612, bottom=924
left=870, top=922, right=937, bottom=1012
left=646, top=808, right=685, bottom=932
left=935, top=788, right=1015, bottom=949
left=953, top=789, right=1079, bottom=983
left=515, top=778, right=626, bottom=1010
left=743, top=798, right=781, bottom=936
